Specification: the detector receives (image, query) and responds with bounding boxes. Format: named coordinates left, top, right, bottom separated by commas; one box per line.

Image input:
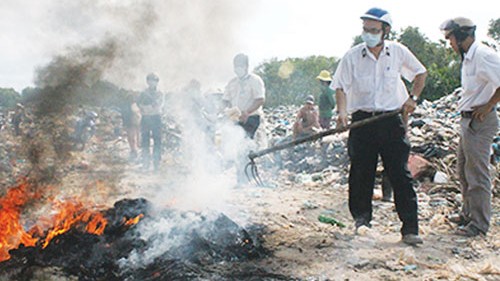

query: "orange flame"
left=0, top=182, right=39, bottom=262
left=41, top=201, right=107, bottom=249
left=123, top=214, right=144, bottom=226
left=0, top=181, right=108, bottom=262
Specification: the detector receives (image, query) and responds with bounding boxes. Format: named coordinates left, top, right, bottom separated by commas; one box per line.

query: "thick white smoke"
left=40, top=0, right=262, bottom=268
left=5, top=0, right=264, bottom=268
left=39, top=0, right=259, bottom=90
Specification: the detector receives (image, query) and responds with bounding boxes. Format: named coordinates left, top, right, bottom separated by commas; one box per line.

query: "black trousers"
left=348, top=111, right=418, bottom=235
left=141, top=115, right=162, bottom=166
left=238, top=115, right=260, bottom=139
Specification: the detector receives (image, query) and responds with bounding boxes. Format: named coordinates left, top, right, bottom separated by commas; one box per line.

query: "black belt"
left=460, top=111, right=473, bottom=118
left=352, top=110, right=398, bottom=122
left=353, top=110, right=395, bottom=117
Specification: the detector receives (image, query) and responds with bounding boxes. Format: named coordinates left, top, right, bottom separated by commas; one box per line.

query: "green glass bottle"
left=318, top=214, right=346, bottom=228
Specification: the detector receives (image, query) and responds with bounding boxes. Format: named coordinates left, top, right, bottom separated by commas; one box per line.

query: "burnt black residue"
left=0, top=198, right=294, bottom=281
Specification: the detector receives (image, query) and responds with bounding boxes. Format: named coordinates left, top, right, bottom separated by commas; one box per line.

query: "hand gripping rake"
left=245, top=109, right=402, bottom=186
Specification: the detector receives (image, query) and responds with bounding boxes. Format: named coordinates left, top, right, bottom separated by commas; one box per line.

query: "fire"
left=123, top=214, right=144, bottom=226
left=41, top=200, right=107, bottom=249
left=0, top=181, right=108, bottom=262
left=0, top=182, right=39, bottom=262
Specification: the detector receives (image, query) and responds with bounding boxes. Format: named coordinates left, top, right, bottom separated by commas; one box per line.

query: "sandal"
left=447, top=214, right=468, bottom=226
left=455, top=225, right=484, bottom=237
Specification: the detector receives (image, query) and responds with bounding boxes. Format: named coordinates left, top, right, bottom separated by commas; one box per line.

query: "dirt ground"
left=110, top=140, right=500, bottom=281
left=230, top=177, right=500, bottom=281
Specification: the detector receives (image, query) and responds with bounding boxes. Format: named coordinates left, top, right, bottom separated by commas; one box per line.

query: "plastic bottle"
left=318, top=214, right=346, bottom=228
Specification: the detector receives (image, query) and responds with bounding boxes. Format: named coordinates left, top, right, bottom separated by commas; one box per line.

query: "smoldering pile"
left=0, top=194, right=295, bottom=281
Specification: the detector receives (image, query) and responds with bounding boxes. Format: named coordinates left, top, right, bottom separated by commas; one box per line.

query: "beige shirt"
left=459, top=41, right=500, bottom=111
left=223, top=73, right=265, bottom=116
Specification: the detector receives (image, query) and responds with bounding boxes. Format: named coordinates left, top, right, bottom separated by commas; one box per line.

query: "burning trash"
left=0, top=180, right=107, bottom=262
left=0, top=181, right=291, bottom=280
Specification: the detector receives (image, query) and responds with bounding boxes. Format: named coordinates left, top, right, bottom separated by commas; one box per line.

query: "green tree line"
left=256, top=19, right=499, bottom=107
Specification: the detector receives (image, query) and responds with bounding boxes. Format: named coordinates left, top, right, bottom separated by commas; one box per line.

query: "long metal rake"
left=245, top=110, right=402, bottom=186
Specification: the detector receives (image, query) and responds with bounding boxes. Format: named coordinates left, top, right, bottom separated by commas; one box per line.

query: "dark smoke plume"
left=32, top=39, right=118, bottom=116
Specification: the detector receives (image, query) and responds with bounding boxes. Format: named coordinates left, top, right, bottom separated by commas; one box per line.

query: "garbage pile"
left=0, top=104, right=124, bottom=189
left=0, top=134, right=17, bottom=185
left=260, top=91, right=499, bottom=191
left=2, top=90, right=498, bottom=190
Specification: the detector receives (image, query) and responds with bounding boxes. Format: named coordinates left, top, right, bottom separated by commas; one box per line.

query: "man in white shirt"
left=440, top=17, right=500, bottom=237
left=223, top=53, right=266, bottom=186
left=223, top=53, right=265, bottom=139
left=332, top=7, right=427, bottom=245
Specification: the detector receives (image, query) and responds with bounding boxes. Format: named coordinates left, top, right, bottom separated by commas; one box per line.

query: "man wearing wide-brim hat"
left=316, top=70, right=336, bottom=130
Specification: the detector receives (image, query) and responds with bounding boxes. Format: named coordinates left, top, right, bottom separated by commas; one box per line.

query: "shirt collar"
left=238, top=73, right=250, bottom=81
left=464, top=40, right=478, bottom=61
left=362, top=43, right=390, bottom=59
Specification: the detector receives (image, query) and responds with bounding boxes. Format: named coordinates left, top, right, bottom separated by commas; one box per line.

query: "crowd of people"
left=209, top=7, right=499, bottom=245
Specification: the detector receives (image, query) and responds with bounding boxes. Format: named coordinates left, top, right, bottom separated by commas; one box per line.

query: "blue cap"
left=361, top=8, right=392, bottom=26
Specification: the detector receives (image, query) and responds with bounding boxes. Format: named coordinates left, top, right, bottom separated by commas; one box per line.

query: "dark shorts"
left=238, top=115, right=260, bottom=139
left=319, top=117, right=331, bottom=129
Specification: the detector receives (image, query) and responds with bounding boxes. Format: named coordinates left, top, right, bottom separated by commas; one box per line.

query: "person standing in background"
left=223, top=53, right=266, bottom=186
left=223, top=53, right=266, bottom=139
left=316, top=70, right=336, bottom=130
left=137, top=73, right=164, bottom=171
left=121, top=93, right=142, bottom=162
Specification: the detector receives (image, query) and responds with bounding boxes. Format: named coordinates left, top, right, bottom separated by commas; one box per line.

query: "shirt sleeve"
left=400, top=44, right=426, bottom=82
left=331, top=55, right=352, bottom=92
left=252, top=75, right=266, bottom=100
left=223, top=79, right=234, bottom=102
left=328, top=89, right=336, bottom=108
left=159, top=92, right=165, bottom=113
left=477, top=51, right=500, bottom=90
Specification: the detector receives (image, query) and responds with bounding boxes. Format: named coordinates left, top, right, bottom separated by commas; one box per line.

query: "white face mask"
left=361, top=31, right=382, bottom=48
left=147, top=80, right=158, bottom=89
left=234, top=66, right=248, bottom=79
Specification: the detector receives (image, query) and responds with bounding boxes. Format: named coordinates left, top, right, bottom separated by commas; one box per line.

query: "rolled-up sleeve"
left=400, top=45, right=426, bottom=82
left=478, top=52, right=500, bottom=90
left=331, top=57, right=352, bottom=91
left=251, top=75, right=266, bottom=100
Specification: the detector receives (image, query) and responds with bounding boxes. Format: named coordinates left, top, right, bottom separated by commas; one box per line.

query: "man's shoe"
left=354, top=219, right=372, bottom=235
left=402, top=234, right=423, bottom=246
left=129, top=151, right=138, bottom=161
left=447, top=214, right=468, bottom=226
left=455, top=224, right=484, bottom=237
left=381, top=197, right=393, bottom=203
left=141, top=162, right=150, bottom=171
left=355, top=219, right=372, bottom=229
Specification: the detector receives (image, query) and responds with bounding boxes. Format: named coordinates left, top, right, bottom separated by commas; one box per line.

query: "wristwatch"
left=410, top=95, right=419, bottom=102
